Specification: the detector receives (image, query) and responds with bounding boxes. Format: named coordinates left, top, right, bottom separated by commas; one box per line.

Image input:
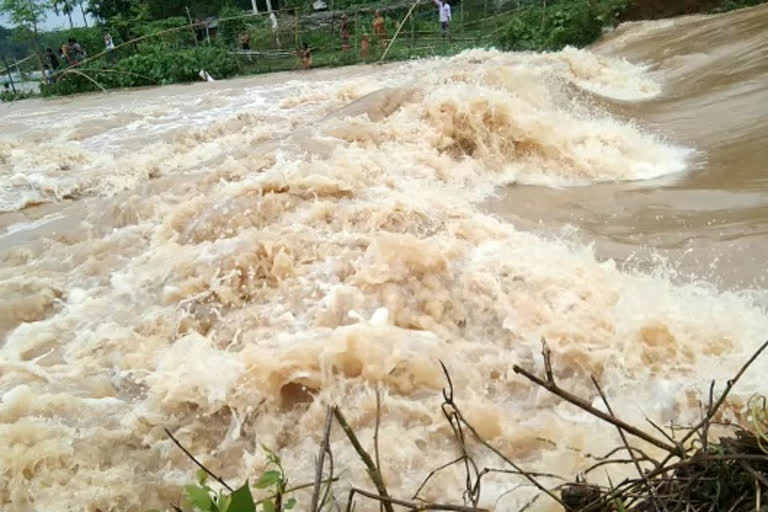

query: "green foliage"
left=179, top=446, right=293, bottom=512
left=0, top=0, right=49, bottom=30
left=0, top=24, right=29, bottom=59
left=114, top=45, right=237, bottom=84
left=132, top=17, right=196, bottom=49
left=0, top=88, right=34, bottom=100
left=499, top=0, right=630, bottom=52
left=713, top=0, right=768, bottom=11
left=39, top=26, right=103, bottom=54
left=218, top=5, right=248, bottom=49
left=40, top=45, right=237, bottom=95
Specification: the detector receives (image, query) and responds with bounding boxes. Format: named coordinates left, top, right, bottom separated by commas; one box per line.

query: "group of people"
left=341, top=0, right=453, bottom=60
left=41, top=38, right=86, bottom=83
left=40, top=32, right=117, bottom=85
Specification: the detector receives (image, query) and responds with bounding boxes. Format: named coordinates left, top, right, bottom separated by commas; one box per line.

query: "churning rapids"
left=1, top=4, right=767, bottom=511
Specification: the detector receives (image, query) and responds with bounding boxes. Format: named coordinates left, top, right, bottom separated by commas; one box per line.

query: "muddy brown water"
left=1, top=6, right=767, bottom=512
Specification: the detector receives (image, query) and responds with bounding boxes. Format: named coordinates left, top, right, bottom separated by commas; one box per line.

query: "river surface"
left=0, top=5, right=767, bottom=511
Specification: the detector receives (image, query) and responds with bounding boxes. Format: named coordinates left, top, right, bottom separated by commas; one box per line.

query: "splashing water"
left=0, top=23, right=766, bottom=512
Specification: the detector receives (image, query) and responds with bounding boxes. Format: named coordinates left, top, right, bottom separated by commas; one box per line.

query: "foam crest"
left=0, top=45, right=763, bottom=512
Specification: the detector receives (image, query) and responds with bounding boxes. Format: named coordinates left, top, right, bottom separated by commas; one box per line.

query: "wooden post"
left=330, top=0, right=334, bottom=36
left=354, top=8, right=359, bottom=50
left=251, top=0, right=258, bottom=13
left=409, top=6, right=415, bottom=57
left=295, top=6, right=300, bottom=49
left=185, top=7, right=199, bottom=46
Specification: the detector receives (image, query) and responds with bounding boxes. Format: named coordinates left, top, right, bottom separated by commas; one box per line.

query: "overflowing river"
left=1, top=4, right=767, bottom=511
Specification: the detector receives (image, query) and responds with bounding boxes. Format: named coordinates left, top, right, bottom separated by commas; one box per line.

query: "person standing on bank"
left=436, top=0, right=452, bottom=40
left=104, top=31, right=116, bottom=64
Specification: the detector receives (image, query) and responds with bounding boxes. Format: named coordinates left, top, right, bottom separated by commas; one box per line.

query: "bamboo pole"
left=378, top=0, right=420, bottom=63
left=409, top=6, right=415, bottom=57
left=354, top=8, right=359, bottom=50
left=295, top=6, right=300, bottom=48
left=185, top=6, right=199, bottom=46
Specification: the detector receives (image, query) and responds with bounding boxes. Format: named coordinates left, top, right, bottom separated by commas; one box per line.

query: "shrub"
left=42, top=46, right=239, bottom=95
left=499, top=0, right=630, bottom=52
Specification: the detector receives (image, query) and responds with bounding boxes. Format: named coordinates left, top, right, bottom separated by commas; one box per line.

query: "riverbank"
left=3, top=0, right=764, bottom=102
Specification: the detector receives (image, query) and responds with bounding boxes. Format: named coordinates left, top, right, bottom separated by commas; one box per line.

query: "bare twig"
left=513, top=344, right=682, bottom=457
left=164, top=427, right=233, bottom=492
left=439, top=362, right=567, bottom=509
left=644, top=415, right=680, bottom=450
left=312, top=406, right=334, bottom=512
left=413, top=456, right=466, bottom=500
left=738, top=460, right=768, bottom=489
left=333, top=407, right=394, bottom=512
left=320, top=440, right=336, bottom=511
left=678, top=340, right=768, bottom=449
left=592, top=376, right=664, bottom=512
left=374, top=387, right=383, bottom=512
left=479, top=467, right=567, bottom=481
left=702, top=380, right=716, bottom=453
left=349, top=487, right=488, bottom=511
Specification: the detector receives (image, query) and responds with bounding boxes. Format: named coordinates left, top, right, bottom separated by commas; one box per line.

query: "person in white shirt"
left=436, top=0, right=452, bottom=40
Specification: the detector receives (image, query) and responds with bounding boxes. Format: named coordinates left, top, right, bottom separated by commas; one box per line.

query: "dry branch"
left=512, top=341, right=683, bottom=457
left=312, top=406, right=334, bottom=512
left=164, top=426, right=233, bottom=492
left=333, top=406, right=394, bottom=512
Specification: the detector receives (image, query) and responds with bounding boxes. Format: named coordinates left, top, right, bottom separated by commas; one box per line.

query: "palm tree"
left=52, top=0, right=75, bottom=28
left=78, top=0, right=88, bottom=27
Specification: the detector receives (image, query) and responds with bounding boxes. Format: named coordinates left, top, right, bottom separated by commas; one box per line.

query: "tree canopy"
left=0, top=0, right=49, bottom=30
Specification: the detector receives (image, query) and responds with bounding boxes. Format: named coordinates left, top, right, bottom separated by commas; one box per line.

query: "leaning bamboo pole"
left=378, top=0, right=421, bottom=63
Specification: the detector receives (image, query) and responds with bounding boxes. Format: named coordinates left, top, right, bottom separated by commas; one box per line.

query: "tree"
left=86, top=0, right=133, bottom=21
left=78, top=0, right=88, bottom=27
left=0, top=0, right=50, bottom=71
left=52, top=0, right=75, bottom=28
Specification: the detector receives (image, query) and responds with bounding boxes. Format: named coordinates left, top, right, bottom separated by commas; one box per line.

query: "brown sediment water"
left=0, top=5, right=767, bottom=511
left=488, top=4, right=768, bottom=290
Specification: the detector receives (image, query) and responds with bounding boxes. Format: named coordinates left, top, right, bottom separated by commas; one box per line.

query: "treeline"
left=2, top=0, right=766, bottom=100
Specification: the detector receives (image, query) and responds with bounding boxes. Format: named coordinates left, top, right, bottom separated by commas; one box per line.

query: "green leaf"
left=254, top=471, right=281, bottom=489
left=197, top=469, right=209, bottom=485
left=261, top=500, right=275, bottom=512
left=217, top=493, right=232, bottom=512
left=284, top=497, right=297, bottom=510
left=185, top=484, right=214, bottom=511
left=229, top=481, right=256, bottom=512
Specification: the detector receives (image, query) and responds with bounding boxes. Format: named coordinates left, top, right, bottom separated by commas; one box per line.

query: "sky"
left=1, top=7, right=95, bottom=31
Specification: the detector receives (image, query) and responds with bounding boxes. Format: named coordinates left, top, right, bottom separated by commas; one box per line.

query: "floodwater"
left=0, top=4, right=767, bottom=511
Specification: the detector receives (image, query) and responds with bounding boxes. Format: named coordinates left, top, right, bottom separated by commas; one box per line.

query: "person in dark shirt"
left=46, top=48, right=60, bottom=70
